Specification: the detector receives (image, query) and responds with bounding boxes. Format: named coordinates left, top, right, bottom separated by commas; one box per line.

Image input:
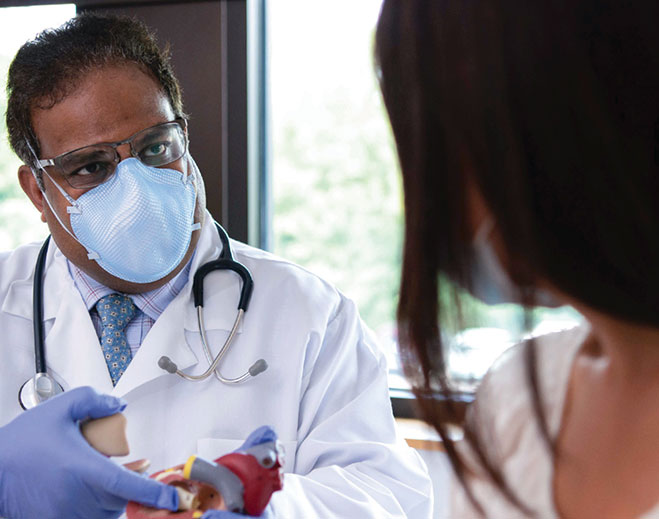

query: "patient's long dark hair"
left=375, top=0, right=659, bottom=512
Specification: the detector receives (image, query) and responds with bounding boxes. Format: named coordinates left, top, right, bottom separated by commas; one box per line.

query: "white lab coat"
left=0, top=213, right=432, bottom=518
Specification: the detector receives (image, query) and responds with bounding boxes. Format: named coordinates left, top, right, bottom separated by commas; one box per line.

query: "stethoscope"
left=18, top=222, right=267, bottom=410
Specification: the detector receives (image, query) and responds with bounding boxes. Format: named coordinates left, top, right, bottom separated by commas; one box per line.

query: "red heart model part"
left=126, top=464, right=225, bottom=518
left=126, top=441, right=284, bottom=518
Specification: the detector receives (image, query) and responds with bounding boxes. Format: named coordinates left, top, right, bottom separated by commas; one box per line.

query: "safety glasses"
left=33, top=118, right=188, bottom=189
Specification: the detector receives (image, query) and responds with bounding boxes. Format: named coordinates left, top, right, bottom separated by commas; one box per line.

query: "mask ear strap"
left=41, top=170, right=79, bottom=211
left=24, top=140, right=79, bottom=209
left=35, top=170, right=100, bottom=261
left=24, top=139, right=100, bottom=261
left=37, top=184, right=99, bottom=260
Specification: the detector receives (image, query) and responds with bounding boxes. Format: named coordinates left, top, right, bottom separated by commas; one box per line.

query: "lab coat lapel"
left=1, top=241, right=115, bottom=393
left=112, top=289, right=198, bottom=398
left=45, top=279, right=114, bottom=394
left=2, top=237, right=65, bottom=322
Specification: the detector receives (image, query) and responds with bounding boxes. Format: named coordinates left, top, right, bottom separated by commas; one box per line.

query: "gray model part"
left=189, top=457, right=245, bottom=513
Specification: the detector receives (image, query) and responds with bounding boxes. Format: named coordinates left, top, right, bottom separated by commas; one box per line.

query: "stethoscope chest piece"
left=19, top=372, right=64, bottom=410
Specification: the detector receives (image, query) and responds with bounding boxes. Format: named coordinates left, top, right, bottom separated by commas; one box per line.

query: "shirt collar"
left=68, top=254, right=194, bottom=321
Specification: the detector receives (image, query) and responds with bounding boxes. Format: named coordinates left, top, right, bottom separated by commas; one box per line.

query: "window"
left=267, top=0, right=581, bottom=397
left=269, top=0, right=406, bottom=387
left=0, top=4, right=76, bottom=250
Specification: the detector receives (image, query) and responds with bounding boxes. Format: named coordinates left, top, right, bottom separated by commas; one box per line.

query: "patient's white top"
left=451, top=325, right=659, bottom=518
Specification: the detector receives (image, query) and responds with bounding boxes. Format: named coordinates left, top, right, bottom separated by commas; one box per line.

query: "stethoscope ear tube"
left=192, top=259, right=254, bottom=311
left=193, top=223, right=254, bottom=311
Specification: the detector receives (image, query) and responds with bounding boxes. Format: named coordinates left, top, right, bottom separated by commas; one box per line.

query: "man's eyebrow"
left=71, top=148, right=112, bottom=159
left=142, top=127, right=170, bottom=137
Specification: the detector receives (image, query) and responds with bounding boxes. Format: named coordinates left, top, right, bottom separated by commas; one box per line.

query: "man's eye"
left=71, top=162, right=112, bottom=177
left=142, top=142, right=170, bottom=157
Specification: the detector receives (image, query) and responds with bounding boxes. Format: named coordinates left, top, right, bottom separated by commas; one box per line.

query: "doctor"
left=0, top=12, right=431, bottom=519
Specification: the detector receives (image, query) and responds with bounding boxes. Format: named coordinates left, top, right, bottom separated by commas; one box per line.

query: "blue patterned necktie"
left=95, top=293, right=137, bottom=386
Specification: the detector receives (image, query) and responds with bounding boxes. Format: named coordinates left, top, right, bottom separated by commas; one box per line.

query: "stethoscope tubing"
left=33, top=235, right=51, bottom=375
left=194, top=224, right=254, bottom=311
left=19, top=235, right=63, bottom=410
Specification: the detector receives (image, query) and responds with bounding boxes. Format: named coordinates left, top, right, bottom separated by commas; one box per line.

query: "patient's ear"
left=18, top=165, right=47, bottom=223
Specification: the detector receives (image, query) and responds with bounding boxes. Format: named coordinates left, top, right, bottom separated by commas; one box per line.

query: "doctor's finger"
left=64, top=387, right=127, bottom=421
left=240, top=425, right=277, bottom=450
left=100, top=465, right=179, bottom=511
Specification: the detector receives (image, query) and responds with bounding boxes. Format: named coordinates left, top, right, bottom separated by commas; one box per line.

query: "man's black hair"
left=5, top=12, right=184, bottom=176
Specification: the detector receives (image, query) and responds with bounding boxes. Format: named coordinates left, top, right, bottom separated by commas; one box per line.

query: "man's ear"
left=18, top=165, right=47, bottom=223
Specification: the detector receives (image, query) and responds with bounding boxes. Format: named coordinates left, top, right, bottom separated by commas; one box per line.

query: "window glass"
left=270, top=0, right=404, bottom=378
left=268, top=0, right=581, bottom=393
left=0, top=5, right=76, bottom=251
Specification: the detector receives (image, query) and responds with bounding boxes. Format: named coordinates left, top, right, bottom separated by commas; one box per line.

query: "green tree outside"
left=0, top=53, right=47, bottom=251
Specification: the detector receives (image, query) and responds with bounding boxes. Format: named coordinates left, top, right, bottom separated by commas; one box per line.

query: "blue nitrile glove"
left=0, top=386, right=178, bottom=519
left=236, top=425, right=277, bottom=452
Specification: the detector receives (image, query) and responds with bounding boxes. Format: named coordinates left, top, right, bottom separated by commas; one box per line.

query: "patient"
left=375, top=1, right=659, bottom=517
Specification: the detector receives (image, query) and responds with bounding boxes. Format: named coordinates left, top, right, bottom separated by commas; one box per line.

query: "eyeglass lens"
left=57, top=122, right=187, bottom=189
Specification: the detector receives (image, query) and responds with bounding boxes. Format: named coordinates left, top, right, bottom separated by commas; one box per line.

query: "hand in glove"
left=0, top=386, right=178, bottom=519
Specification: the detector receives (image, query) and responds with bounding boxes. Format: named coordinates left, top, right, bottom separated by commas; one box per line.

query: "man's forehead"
left=31, top=64, right=175, bottom=157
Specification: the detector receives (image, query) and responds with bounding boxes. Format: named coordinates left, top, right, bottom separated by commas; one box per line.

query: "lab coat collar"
left=1, top=240, right=113, bottom=392
left=44, top=279, right=115, bottom=394
left=2, top=238, right=70, bottom=322
left=2, top=242, right=116, bottom=392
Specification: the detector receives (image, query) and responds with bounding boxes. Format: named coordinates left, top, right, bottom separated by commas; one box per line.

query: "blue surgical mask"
left=41, top=156, right=200, bottom=284
left=471, top=219, right=560, bottom=307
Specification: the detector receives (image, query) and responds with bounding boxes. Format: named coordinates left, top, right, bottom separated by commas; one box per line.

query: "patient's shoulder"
left=472, top=324, right=588, bottom=447
left=452, top=324, right=588, bottom=517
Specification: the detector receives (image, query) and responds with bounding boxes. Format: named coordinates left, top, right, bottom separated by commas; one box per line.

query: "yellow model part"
left=183, top=455, right=198, bottom=480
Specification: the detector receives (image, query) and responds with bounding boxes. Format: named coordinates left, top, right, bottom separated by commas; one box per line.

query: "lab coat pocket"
left=196, top=438, right=298, bottom=473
